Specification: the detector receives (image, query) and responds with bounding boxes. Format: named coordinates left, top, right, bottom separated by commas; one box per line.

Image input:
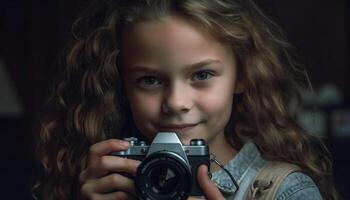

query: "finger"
left=80, top=156, right=140, bottom=184
left=79, top=169, right=89, bottom=184
left=88, top=139, right=130, bottom=162
left=99, top=156, right=141, bottom=176
left=81, top=139, right=131, bottom=180
left=187, top=197, right=207, bottom=200
left=88, top=191, right=136, bottom=200
left=197, top=165, right=224, bottom=200
left=83, top=173, right=136, bottom=194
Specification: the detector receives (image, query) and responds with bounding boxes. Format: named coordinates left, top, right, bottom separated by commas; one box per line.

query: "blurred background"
left=0, top=0, right=349, bottom=199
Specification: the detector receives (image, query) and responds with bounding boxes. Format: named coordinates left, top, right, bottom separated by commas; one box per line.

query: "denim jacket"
left=211, top=143, right=323, bottom=200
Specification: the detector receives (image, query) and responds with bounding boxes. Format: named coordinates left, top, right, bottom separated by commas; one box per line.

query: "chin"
left=179, top=137, right=191, bottom=145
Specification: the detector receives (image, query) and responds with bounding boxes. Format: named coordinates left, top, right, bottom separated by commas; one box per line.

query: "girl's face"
left=121, top=15, right=242, bottom=147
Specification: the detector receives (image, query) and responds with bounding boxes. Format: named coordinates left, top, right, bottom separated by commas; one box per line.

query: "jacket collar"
left=211, top=142, right=261, bottom=194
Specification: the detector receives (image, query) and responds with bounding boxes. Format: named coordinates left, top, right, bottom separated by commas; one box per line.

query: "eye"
left=192, top=70, right=215, bottom=81
left=137, top=76, right=162, bottom=88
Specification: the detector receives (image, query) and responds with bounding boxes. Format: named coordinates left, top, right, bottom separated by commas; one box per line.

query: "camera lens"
left=135, top=151, right=192, bottom=200
left=149, top=164, right=179, bottom=194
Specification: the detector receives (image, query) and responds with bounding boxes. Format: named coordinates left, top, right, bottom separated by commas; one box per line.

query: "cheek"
left=127, top=92, right=160, bottom=136
left=197, top=83, right=234, bottom=115
left=196, top=81, right=234, bottom=133
left=199, top=92, right=233, bottom=120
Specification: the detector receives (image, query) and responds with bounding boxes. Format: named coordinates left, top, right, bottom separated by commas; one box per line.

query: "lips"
left=158, top=123, right=198, bottom=132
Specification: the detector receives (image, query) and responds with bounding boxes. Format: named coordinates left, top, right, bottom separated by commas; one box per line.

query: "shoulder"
left=276, top=171, right=323, bottom=200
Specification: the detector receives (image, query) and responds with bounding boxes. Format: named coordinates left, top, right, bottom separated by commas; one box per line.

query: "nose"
left=161, top=82, right=193, bottom=114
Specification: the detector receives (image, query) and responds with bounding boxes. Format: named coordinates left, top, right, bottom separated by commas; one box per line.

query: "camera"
left=112, top=132, right=211, bottom=200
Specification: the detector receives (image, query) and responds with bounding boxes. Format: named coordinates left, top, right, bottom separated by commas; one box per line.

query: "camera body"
left=112, top=132, right=210, bottom=200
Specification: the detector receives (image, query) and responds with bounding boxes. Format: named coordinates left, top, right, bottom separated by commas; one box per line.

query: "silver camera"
left=112, top=132, right=211, bottom=200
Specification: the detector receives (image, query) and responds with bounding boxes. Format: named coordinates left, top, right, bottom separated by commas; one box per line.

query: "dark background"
left=0, top=0, right=349, bottom=199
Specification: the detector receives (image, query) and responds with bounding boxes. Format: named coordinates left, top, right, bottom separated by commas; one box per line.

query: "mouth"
left=157, top=123, right=199, bottom=132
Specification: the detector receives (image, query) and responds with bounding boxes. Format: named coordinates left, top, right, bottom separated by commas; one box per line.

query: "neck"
left=208, top=132, right=238, bottom=172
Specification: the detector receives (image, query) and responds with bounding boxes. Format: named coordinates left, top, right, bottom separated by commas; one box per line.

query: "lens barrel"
left=135, top=151, right=192, bottom=200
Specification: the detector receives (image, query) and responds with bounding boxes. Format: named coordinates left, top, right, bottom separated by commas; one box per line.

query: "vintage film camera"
left=112, top=132, right=211, bottom=200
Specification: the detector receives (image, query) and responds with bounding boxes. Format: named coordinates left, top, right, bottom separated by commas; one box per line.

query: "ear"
left=234, top=76, right=247, bottom=94
left=232, top=54, right=247, bottom=95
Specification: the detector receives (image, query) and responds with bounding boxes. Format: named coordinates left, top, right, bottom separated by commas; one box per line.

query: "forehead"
left=121, top=15, right=232, bottom=68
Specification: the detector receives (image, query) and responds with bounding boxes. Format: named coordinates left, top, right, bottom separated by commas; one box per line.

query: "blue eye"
left=192, top=70, right=214, bottom=81
left=138, top=76, right=162, bottom=88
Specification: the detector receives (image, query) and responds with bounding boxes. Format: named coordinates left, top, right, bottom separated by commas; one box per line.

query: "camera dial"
left=190, top=139, right=205, bottom=146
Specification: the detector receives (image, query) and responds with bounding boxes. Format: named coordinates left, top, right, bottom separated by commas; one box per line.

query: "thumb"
left=197, top=165, right=224, bottom=200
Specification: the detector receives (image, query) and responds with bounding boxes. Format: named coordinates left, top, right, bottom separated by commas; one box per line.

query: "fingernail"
left=122, top=141, right=129, bottom=147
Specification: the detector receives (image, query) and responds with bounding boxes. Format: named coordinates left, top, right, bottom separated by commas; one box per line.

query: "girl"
left=33, top=0, right=338, bottom=199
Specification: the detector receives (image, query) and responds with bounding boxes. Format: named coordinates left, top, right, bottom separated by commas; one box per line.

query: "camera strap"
left=210, top=153, right=240, bottom=192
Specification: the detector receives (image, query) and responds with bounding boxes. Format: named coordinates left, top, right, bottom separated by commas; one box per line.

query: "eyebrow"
left=129, top=59, right=222, bottom=73
left=185, top=59, right=221, bottom=69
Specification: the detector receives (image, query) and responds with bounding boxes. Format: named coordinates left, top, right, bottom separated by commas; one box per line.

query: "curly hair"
left=33, top=0, right=339, bottom=199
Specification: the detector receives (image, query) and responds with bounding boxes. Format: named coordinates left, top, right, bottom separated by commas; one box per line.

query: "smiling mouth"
left=158, top=123, right=198, bottom=132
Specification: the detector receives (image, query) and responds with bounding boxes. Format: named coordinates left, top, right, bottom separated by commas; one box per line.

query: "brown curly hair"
left=33, top=0, right=339, bottom=199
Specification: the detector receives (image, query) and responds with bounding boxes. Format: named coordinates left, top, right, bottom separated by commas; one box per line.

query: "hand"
left=188, top=165, right=225, bottom=200
left=79, top=139, right=141, bottom=200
